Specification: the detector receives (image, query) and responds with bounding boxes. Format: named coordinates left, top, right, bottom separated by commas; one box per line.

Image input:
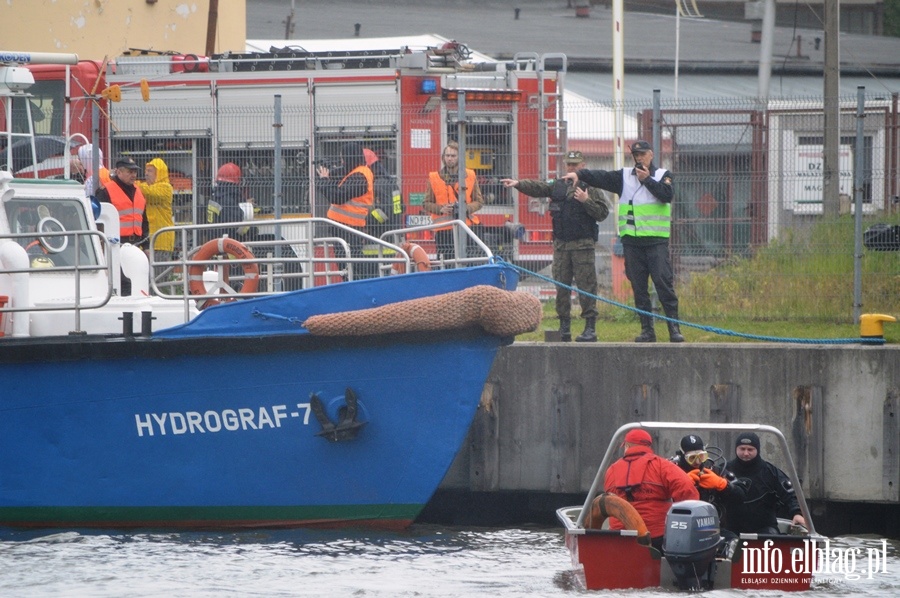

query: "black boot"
left=634, top=315, right=656, bottom=343
left=559, top=318, right=572, bottom=342
left=663, top=307, right=685, bottom=343
left=575, top=317, right=597, bottom=342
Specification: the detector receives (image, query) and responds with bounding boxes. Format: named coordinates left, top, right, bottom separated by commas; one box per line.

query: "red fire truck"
left=3, top=44, right=568, bottom=265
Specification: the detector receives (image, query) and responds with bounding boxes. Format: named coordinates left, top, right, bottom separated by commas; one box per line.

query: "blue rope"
left=503, top=261, right=884, bottom=346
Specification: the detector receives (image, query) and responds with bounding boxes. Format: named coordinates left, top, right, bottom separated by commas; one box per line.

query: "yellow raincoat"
left=137, top=157, right=175, bottom=252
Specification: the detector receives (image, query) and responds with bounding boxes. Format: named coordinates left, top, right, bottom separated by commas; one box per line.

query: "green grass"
left=516, top=301, right=895, bottom=343
left=515, top=215, right=900, bottom=344
left=518, top=310, right=891, bottom=343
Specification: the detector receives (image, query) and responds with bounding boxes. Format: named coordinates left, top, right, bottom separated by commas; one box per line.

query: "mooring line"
left=503, top=261, right=883, bottom=345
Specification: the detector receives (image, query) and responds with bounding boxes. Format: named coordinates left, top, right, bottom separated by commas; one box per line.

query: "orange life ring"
left=391, top=241, right=431, bottom=274
left=585, top=492, right=651, bottom=544
left=188, top=237, right=259, bottom=309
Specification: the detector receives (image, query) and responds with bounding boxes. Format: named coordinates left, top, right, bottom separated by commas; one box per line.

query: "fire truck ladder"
left=513, top=52, right=567, bottom=180
left=213, top=48, right=409, bottom=71
left=213, top=44, right=473, bottom=72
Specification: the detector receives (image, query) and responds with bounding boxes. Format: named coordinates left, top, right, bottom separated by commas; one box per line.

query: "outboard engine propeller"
left=662, top=500, right=723, bottom=591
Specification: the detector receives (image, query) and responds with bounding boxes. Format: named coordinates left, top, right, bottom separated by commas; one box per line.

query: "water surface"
left=0, top=526, right=896, bottom=597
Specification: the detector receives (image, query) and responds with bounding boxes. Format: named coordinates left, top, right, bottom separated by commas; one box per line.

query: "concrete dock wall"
left=440, top=343, right=899, bottom=508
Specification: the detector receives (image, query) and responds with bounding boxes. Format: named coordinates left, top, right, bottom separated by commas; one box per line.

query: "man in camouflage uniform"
left=501, top=151, right=610, bottom=341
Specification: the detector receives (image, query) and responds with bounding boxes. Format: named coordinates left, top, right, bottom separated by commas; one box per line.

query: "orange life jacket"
left=106, top=181, right=146, bottom=239
left=604, top=447, right=698, bottom=538
left=428, top=169, right=480, bottom=231
left=608, top=450, right=654, bottom=500
left=327, top=166, right=374, bottom=229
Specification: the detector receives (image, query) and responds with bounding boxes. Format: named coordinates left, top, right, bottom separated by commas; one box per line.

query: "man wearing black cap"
left=724, top=432, right=807, bottom=535
left=562, top=140, right=683, bottom=343
left=501, top=150, right=610, bottom=342
left=96, top=156, right=149, bottom=295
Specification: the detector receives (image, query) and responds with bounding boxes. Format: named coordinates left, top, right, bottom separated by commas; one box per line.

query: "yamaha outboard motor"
left=662, top=500, right=723, bottom=590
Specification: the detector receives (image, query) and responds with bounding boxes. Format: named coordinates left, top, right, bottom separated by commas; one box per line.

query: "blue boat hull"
left=0, top=264, right=520, bottom=529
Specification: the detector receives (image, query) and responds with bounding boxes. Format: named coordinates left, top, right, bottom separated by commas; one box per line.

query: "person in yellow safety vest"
left=423, top=141, right=484, bottom=261
left=95, top=156, right=149, bottom=295
left=563, top=140, right=684, bottom=343
left=316, top=142, right=375, bottom=279
left=137, top=157, right=175, bottom=265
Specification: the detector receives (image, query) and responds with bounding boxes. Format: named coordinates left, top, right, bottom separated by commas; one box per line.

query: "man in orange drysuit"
left=604, top=428, right=699, bottom=550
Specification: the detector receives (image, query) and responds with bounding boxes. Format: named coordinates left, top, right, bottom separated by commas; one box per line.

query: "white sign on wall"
left=791, top=143, right=853, bottom=213
left=411, top=129, right=431, bottom=149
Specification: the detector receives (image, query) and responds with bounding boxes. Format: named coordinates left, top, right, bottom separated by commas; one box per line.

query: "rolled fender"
left=120, top=243, right=149, bottom=297
left=97, top=202, right=121, bottom=290
left=96, top=202, right=120, bottom=244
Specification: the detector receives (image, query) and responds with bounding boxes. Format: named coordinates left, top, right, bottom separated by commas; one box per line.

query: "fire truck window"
left=448, top=119, right=513, bottom=206
left=311, top=136, right=400, bottom=235
left=218, top=147, right=311, bottom=215
left=110, top=137, right=210, bottom=232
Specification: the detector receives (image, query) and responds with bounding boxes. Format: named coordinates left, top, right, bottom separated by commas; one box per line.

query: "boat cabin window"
left=1, top=80, right=64, bottom=137
left=5, top=198, right=101, bottom=268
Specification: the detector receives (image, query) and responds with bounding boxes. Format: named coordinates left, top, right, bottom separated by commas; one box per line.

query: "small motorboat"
left=556, top=422, right=824, bottom=591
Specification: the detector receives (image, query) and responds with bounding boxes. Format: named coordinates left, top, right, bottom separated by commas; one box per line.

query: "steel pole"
left=274, top=95, right=283, bottom=223
left=674, top=3, right=680, bottom=100
left=852, top=86, right=864, bottom=323
left=823, top=0, right=841, bottom=217
left=652, top=90, right=661, bottom=163
left=612, top=0, right=625, bottom=172
left=757, top=0, right=776, bottom=99
left=456, top=91, right=468, bottom=265
left=273, top=94, right=284, bottom=292
left=91, top=102, right=100, bottom=195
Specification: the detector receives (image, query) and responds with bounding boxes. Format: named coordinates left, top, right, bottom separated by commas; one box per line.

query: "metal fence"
left=107, top=91, right=900, bottom=323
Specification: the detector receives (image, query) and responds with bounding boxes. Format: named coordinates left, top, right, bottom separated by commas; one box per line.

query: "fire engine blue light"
left=419, top=79, right=437, bottom=94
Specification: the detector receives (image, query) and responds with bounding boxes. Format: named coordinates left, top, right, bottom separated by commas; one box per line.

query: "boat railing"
left=378, top=219, right=493, bottom=271
left=149, top=217, right=493, bottom=305
left=571, top=421, right=820, bottom=538
left=0, top=229, right=113, bottom=327
left=1, top=215, right=496, bottom=333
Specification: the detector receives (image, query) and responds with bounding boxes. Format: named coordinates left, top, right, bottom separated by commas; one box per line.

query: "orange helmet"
left=216, top=162, right=241, bottom=184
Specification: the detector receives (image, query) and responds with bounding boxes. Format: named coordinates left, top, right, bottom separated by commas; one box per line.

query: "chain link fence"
left=107, top=91, right=899, bottom=323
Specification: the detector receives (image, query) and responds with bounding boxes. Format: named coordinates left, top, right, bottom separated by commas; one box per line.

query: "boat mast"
left=0, top=50, right=79, bottom=176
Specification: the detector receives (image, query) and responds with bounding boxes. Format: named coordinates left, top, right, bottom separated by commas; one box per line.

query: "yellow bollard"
left=859, top=313, right=896, bottom=342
